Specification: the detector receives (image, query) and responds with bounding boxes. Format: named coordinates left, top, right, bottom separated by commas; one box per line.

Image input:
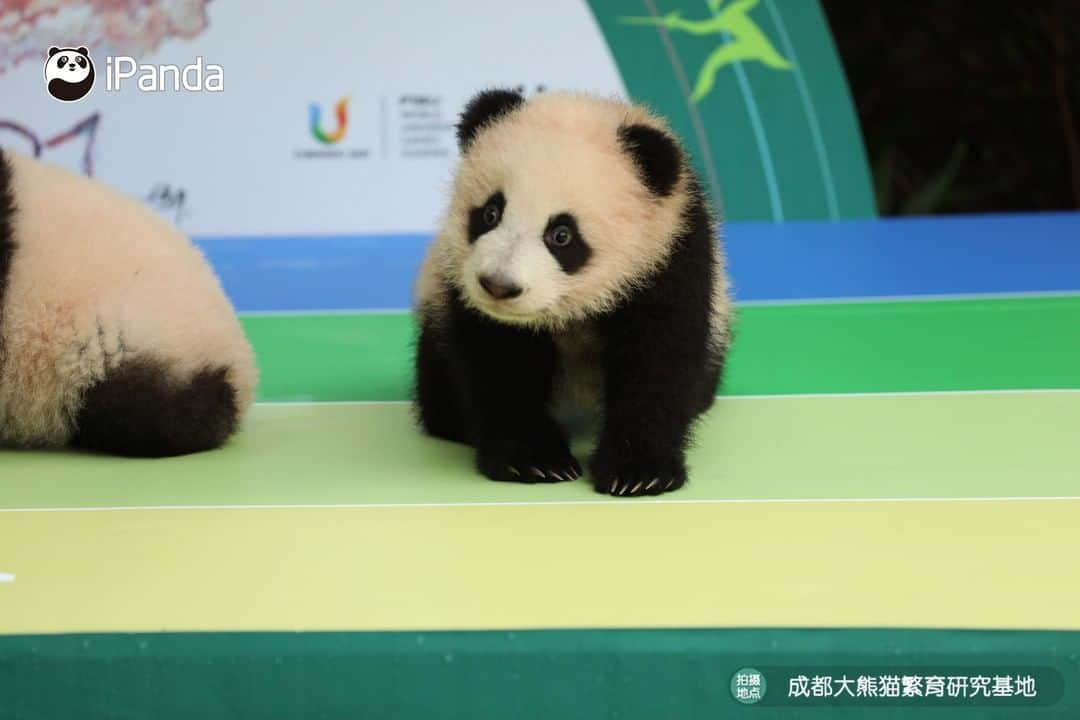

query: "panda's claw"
left=590, top=450, right=688, bottom=497
left=477, top=439, right=581, bottom=485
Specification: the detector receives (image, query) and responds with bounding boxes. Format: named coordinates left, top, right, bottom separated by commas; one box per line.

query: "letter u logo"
left=309, top=97, right=348, bottom=144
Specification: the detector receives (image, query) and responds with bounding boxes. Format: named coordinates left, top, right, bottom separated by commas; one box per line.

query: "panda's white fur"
left=417, top=91, right=731, bottom=342
left=0, top=148, right=256, bottom=455
left=413, top=89, right=734, bottom=497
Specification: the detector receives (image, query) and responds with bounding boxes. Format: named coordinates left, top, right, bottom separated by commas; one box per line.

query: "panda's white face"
left=462, top=187, right=586, bottom=326
left=45, top=49, right=92, bottom=84
left=443, top=92, right=691, bottom=330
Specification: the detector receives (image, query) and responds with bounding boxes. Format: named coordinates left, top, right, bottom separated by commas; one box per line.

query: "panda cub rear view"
left=413, top=88, right=733, bottom=496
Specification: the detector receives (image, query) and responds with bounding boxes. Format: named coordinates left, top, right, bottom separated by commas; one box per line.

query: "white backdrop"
left=0, top=0, right=626, bottom=236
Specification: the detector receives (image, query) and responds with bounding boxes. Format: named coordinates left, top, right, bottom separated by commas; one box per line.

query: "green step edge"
left=240, top=295, right=1080, bottom=403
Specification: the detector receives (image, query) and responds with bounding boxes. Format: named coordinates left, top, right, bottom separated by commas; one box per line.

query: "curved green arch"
left=586, top=0, right=876, bottom=222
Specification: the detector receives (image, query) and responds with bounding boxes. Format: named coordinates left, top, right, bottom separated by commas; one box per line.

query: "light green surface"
left=2, top=391, right=1077, bottom=509
left=241, top=295, right=1080, bottom=403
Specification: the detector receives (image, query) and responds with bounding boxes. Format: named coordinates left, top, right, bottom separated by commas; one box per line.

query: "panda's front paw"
left=476, top=436, right=582, bottom=484
left=590, top=447, right=687, bottom=497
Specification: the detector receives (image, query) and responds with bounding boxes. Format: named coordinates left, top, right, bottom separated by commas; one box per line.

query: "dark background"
left=820, top=0, right=1079, bottom=216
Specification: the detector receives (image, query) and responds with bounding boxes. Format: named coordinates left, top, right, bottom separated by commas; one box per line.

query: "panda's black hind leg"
left=71, top=356, right=240, bottom=458
left=413, top=323, right=468, bottom=444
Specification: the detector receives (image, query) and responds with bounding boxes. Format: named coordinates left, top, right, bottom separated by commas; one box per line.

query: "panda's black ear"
left=76, top=47, right=89, bottom=56
left=456, top=88, right=525, bottom=152
left=618, top=123, right=681, bottom=197
left=48, top=47, right=60, bottom=57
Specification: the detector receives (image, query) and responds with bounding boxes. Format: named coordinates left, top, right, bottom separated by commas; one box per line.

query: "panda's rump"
left=0, top=151, right=256, bottom=451
left=0, top=259, right=253, bottom=449
left=0, top=298, right=106, bottom=446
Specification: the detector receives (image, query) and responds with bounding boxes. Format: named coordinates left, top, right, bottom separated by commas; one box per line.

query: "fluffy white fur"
left=0, top=150, right=257, bottom=447
left=416, top=90, right=732, bottom=345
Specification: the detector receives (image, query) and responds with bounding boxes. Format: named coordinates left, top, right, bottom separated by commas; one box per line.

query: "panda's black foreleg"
left=447, top=294, right=581, bottom=484
left=590, top=326, right=708, bottom=496
left=590, top=287, right=714, bottom=497
left=414, top=322, right=468, bottom=444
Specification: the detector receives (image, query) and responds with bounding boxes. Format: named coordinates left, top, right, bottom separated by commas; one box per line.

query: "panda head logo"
left=44, top=46, right=95, bottom=102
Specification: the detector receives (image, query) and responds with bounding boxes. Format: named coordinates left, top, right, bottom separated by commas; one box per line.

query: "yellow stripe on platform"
left=2, top=499, right=1078, bottom=635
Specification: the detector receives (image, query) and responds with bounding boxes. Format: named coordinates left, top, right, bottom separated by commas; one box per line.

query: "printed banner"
left=0, top=0, right=874, bottom=237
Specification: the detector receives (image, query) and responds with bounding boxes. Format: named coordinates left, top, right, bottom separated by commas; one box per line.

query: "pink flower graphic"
left=0, top=0, right=212, bottom=74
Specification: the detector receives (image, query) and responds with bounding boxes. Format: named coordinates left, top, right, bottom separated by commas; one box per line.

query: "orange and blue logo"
left=309, top=97, right=348, bottom=144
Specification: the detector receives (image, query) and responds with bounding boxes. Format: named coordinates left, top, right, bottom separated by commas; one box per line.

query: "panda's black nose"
left=479, top=274, right=523, bottom=300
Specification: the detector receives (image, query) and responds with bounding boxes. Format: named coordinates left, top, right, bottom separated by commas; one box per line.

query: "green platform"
left=2, top=294, right=1079, bottom=719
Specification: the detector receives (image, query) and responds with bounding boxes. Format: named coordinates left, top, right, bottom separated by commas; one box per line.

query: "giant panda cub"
left=0, top=148, right=257, bottom=457
left=413, top=89, right=733, bottom=496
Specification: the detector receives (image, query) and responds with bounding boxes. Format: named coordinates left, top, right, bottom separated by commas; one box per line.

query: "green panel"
left=585, top=0, right=876, bottom=221
left=723, top=296, right=1080, bottom=395
left=240, top=295, right=1080, bottom=403
left=1, top=629, right=1077, bottom=719
left=243, top=311, right=415, bottom=402
left=3, top=392, right=1078, bottom=508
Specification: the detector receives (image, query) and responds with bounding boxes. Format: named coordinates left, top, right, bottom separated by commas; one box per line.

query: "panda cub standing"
left=413, top=88, right=733, bottom=496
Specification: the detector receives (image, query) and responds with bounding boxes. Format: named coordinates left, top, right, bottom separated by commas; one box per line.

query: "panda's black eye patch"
left=543, top=213, right=590, bottom=274
left=467, top=191, right=505, bottom=243
left=57, top=56, right=68, bottom=68
left=76, top=56, right=87, bottom=68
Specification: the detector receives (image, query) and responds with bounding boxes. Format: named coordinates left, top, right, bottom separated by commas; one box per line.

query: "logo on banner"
left=310, top=97, right=348, bottom=144
left=619, top=0, right=792, bottom=103
left=44, top=46, right=95, bottom=102
left=295, top=95, right=368, bottom=159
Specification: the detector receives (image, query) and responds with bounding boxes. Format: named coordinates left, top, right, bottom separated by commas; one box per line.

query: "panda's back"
left=3, top=149, right=221, bottom=317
